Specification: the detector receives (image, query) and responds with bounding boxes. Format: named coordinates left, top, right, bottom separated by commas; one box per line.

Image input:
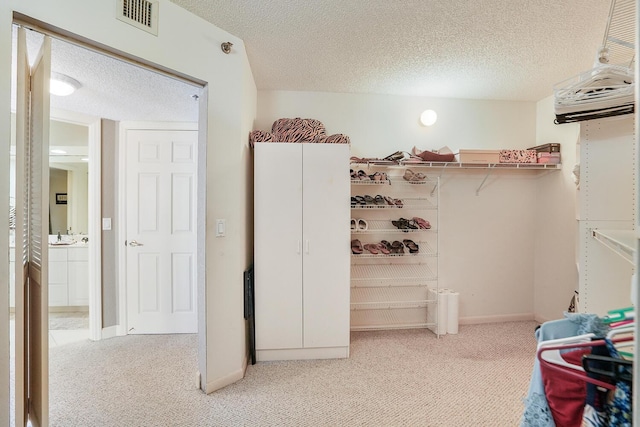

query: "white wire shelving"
left=591, top=229, right=636, bottom=265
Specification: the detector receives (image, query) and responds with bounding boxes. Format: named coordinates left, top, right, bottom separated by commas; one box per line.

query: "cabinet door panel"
left=254, top=143, right=304, bottom=350
left=302, top=144, right=350, bottom=348
left=68, top=261, right=89, bottom=306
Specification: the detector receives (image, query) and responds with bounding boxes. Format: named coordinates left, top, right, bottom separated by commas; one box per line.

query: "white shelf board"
left=592, top=229, right=636, bottom=265
left=352, top=160, right=562, bottom=170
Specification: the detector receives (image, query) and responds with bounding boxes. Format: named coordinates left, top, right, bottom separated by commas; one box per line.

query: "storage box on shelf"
left=498, top=149, right=537, bottom=163
left=459, top=149, right=500, bottom=164
left=537, top=152, right=561, bottom=164
left=350, top=165, right=440, bottom=334
left=528, top=143, right=561, bottom=153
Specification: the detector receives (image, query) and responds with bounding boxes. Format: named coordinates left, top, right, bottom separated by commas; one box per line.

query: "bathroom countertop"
left=49, top=242, right=88, bottom=248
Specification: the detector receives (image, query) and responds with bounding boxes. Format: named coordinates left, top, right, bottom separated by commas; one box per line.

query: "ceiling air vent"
left=117, top=0, right=159, bottom=36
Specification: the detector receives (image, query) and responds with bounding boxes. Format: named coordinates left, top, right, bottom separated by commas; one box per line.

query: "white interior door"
left=125, top=128, right=198, bottom=334
left=15, top=26, right=51, bottom=427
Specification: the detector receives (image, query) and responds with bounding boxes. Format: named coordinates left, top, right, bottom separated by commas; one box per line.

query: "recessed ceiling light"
left=50, top=149, right=67, bottom=154
left=50, top=72, right=81, bottom=96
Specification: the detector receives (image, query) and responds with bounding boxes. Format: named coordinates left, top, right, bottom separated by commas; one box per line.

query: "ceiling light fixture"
left=50, top=72, right=81, bottom=96
left=50, top=149, right=67, bottom=154
left=420, top=110, right=438, bottom=127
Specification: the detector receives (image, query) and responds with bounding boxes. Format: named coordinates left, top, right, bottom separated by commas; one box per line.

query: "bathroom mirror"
left=9, top=114, right=89, bottom=239
left=48, top=119, right=89, bottom=236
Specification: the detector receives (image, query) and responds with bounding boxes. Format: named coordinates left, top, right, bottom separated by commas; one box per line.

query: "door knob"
left=129, top=240, right=144, bottom=247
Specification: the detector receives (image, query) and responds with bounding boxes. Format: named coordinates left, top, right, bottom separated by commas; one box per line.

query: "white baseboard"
left=459, top=313, right=535, bottom=325
left=116, top=324, right=128, bottom=336
left=204, top=367, right=245, bottom=394
left=101, top=325, right=118, bottom=340
left=533, top=314, right=553, bottom=324
left=256, top=346, right=349, bottom=362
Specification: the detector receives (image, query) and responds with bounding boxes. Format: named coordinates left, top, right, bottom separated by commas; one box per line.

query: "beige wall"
left=533, top=95, right=580, bottom=322
left=101, top=119, right=118, bottom=328
left=0, top=0, right=257, bottom=410
left=257, top=91, right=537, bottom=157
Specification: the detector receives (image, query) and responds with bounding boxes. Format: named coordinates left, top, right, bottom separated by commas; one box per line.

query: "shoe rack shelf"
left=351, top=219, right=436, bottom=234
left=350, top=308, right=435, bottom=331
left=351, top=286, right=434, bottom=308
left=351, top=264, right=437, bottom=283
left=350, top=167, right=440, bottom=335
left=351, top=199, right=437, bottom=210
left=351, top=241, right=436, bottom=258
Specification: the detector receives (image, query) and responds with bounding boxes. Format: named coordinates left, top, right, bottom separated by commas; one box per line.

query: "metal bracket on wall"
left=476, top=165, right=495, bottom=196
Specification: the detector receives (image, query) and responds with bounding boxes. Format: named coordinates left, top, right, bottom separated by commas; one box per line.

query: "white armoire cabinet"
left=254, top=142, right=350, bottom=361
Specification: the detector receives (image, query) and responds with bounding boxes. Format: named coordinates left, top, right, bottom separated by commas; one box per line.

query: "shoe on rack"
left=403, top=239, right=419, bottom=253
left=357, top=218, right=368, bottom=231
left=391, top=240, right=405, bottom=255
left=363, top=244, right=379, bottom=254
left=351, top=239, right=364, bottom=255
left=403, top=168, right=426, bottom=183
left=413, top=217, right=431, bottom=229
left=403, top=169, right=415, bottom=182
left=357, top=170, right=371, bottom=181
left=376, top=242, right=390, bottom=255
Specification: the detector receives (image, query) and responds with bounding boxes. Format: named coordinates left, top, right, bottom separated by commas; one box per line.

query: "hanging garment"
left=540, top=348, right=591, bottom=426
left=604, top=340, right=633, bottom=427
left=520, top=313, right=609, bottom=427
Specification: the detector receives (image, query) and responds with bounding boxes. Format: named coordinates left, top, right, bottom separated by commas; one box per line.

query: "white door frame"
left=50, top=108, right=102, bottom=341
left=117, top=121, right=199, bottom=336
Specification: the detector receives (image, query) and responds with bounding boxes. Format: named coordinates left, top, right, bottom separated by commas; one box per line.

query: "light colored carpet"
left=48, top=312, right=89, bottom=330
left=41, top=321, right=538, bottom=426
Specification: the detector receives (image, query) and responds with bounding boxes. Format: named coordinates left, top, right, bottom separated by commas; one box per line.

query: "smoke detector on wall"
left=117, top=0, right=159, bottom=36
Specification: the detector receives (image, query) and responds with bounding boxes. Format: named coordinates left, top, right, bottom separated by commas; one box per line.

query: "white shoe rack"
left=350, top=166, right=440, bottom=334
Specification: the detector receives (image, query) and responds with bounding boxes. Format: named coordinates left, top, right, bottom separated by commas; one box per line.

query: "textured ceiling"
left=10, top=1, right=616, bottom=123
left=11, top=25, right=201, bottom=123
left=170, top=0, right=612, bottom=101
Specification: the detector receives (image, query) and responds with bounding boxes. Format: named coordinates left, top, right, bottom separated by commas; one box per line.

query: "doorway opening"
left=9, top=22, right=204, bottom=426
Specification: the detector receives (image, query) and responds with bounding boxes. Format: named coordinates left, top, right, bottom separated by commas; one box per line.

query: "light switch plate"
left=215, top=219, right=225, bottom=237
left=102, top=218, right=112, bottom=230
